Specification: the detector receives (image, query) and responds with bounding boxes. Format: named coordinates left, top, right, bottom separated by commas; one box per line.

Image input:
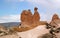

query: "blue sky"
left=0, top=0, right=60, bottom=23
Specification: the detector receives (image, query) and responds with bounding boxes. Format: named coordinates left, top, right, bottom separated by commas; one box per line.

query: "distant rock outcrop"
left=52, top=14, right=59, bottom=21
left=50, top=14, right=60, bottom=27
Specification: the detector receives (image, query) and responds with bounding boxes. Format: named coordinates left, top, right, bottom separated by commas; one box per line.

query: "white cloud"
left=0, top=15, right=20, bottom=23
left=5, top=0, right=60, bottom=8
left=40, top=12, right=60, bottom=22
left=25, top=0, right=60, bottom=21
left=0, top=14, right=60, bottom=23
left=5, top=0, right=60, bottom=9
left=3, top=0, right=60, bottom=23
left=25, top=0, right=60, bottom=9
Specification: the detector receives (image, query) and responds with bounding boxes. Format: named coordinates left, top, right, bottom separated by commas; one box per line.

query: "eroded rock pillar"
left=32, top=7, right=40, bottom=26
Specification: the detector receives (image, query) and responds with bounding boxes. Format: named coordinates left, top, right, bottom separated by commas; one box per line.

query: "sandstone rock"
left=52, top=14, right=59, bottom=21
left=33, top=7, right=40, bottom=22
left=21, top=9, right=33, bottom=27
left=32, top=7, right=40, bottom=26
left=21, top=10, right=32, bottom=22
left=21, top=10, right=28, bottom=22
left=20, top=7, right=47, bottom=32
left=50, top=14, right=60, bottom=27
left=27, top=9, right=32, bottom=23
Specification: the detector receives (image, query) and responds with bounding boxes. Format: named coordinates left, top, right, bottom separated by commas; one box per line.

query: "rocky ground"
left=0, top=25, right=60, bottom=38
left=0, top=25, right=49, bottom=38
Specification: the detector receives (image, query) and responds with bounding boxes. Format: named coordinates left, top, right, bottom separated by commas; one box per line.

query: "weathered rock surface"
left=50, top=14, right=60, bottom=27
left=33, top=7, right=40, bottom=22
left=20, top=7, right=47, bottom=31
left=21, top=10, right=29, bottom=22
left=52, top=14, right=59, bottom=21
left=21, top=7, right=40, bottom=24
left=27, top=9, right=32, bottom=24
left=0, top=25, right=49, bottom=38
left=31, top=7, right=40, bottom=27
left=21, top=10, right=32, bottom=27
left=21, top=10, right=32, bottom=22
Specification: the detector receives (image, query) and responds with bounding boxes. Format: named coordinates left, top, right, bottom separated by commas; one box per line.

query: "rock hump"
left=33, top=7, right=40, bottom=22
left=52, top=14, right=59, bottom=21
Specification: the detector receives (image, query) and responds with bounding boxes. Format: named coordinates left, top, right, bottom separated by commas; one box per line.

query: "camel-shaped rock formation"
left=20, top=7, right=41, bottom=28
left=13, top=7, right=47, bottom=32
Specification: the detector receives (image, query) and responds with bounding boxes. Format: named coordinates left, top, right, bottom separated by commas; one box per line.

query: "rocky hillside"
left=0, top=22, right=20, bottom=28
